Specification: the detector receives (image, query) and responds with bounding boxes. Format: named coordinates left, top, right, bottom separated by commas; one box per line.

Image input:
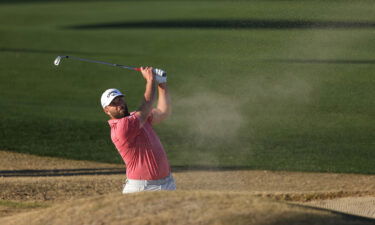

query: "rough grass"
left=0, top=200, right=48, bottom=217
left=0, top=150, right=122, bottom=170
left=0, top=200, right=45, bottom=209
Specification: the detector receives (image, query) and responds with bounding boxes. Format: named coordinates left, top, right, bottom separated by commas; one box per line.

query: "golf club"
left=53, top=55, right=166, bottom=77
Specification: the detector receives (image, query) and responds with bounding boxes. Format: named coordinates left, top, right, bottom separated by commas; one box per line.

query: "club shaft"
left=67, top=56, right=139, bottom=71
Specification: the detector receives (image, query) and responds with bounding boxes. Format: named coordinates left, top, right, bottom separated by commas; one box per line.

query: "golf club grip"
left=135, top=68, right=167, bottom=77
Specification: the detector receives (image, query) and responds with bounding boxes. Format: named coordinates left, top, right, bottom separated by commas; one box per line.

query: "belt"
left=126, top=174, right=172, bottom=186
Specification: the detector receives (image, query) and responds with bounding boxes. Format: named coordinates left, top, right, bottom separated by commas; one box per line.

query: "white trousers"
left=122, top=174, right=176, bottom=194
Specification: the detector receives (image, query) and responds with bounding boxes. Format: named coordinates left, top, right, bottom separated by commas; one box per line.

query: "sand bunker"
left=1, top=191, right=374, bottom=225
left=0, top=150, right=374, bottom=223
left=305, top=197, right=375, bottom=219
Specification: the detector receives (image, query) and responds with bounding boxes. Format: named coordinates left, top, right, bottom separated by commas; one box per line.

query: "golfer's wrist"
left=145, top=79, right=154, bottom=86
left=146, top=76, right=155, bottom=83
left=158, top=83, right=167, bottom=89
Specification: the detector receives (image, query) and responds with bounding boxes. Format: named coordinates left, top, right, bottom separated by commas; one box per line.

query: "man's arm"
left=151, top=83, right=171, bottom=125
left=134, top=67, right=157, bottom=126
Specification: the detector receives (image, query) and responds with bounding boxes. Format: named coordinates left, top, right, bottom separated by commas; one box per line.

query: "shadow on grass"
left=0, top=0, right=122, bottom=3
left=0, top=0, right=336, bottom=3
left=172, top=165, right=256, bottom=172
left=2, top=47, right=373, bottom=65
left=0, top=165, right=256, bottom=177
left=67, top=19, right=375, bottom=30
left=0, top=168, right=125, bottom=177
left=0, top=47, right=137, bottom=57
left=265, top=59, right=375, bottom=64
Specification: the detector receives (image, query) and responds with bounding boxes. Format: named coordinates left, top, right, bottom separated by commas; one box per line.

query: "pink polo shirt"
left=108, top=112, right=170, bottom=180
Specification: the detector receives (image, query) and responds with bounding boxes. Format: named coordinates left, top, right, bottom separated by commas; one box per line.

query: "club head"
left=53, top=56, right=68, bottom=66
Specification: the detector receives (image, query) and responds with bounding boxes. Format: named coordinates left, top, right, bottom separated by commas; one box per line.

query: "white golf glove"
left=155, top=74, right=167, bottom=84
left=153, top=68, right=167, bottom=84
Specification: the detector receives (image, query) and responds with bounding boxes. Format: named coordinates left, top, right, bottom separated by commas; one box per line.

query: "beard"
left=123, top=105, right=130, bottom=117
left=110, top=104, right=130, bottom=119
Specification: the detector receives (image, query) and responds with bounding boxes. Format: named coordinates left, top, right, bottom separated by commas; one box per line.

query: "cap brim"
left=103, top=94, right=124, bottom=108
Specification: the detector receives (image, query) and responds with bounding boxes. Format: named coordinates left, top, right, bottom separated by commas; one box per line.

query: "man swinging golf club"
left=101, top=67, right=176, bottom=194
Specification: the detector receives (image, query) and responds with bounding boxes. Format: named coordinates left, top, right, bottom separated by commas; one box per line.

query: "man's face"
left=104, top=96, right=129, bottom=119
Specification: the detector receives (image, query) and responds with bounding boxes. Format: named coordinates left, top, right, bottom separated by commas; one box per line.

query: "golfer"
left=101, top=67, right=176, bottom=194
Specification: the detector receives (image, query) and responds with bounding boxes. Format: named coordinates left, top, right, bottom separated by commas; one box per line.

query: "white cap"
left=100, top=88, right=124, bottom=108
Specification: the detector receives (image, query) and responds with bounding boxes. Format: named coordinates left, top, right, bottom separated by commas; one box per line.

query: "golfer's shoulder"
left=118, top=112, right=140, bottom=128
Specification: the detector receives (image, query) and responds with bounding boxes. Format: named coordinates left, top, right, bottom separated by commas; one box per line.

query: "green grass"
left=0, top=200, right=47, bottom=209
left=0, top=0, right=374, bottom=173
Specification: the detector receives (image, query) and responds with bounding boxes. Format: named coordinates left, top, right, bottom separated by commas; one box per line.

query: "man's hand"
left=140, top=67, right=155, bottom=82
left=141, top=67, right=167, bottom=84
